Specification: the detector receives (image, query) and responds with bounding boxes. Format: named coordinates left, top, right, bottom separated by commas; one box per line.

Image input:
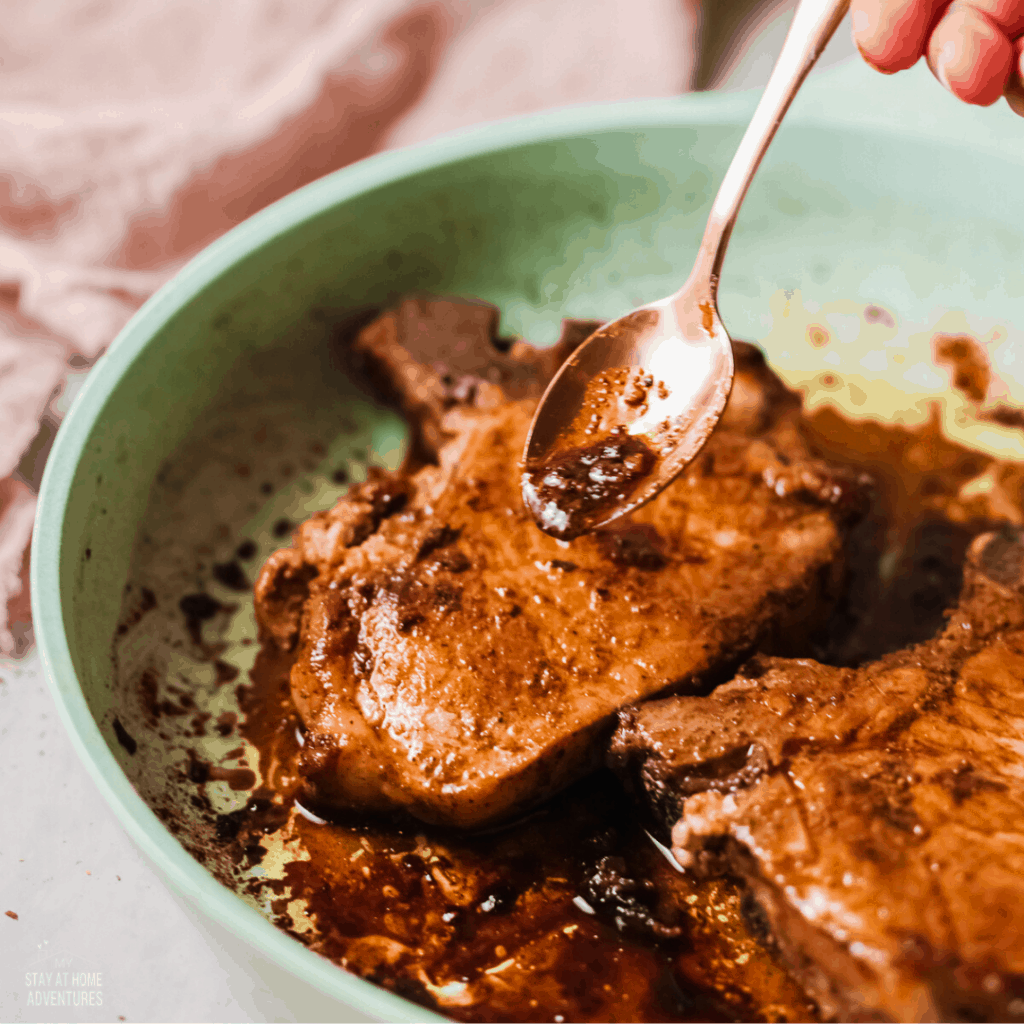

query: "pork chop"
left=255, top=296, right=868, bottom=829
left=611, top=525, right=1024, bottom=1023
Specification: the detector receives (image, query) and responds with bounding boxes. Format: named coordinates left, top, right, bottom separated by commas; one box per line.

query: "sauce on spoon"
left=522, top=364, right=679, bottom=539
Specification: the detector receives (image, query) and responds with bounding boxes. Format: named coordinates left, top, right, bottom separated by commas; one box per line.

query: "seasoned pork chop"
left=255, top=297, right=867, bottom=829
left=611, top=526, right=1024, bottom=1023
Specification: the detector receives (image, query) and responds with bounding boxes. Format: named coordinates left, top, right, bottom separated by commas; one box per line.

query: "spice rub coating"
left=255, top=297, right=868, bottom=829
left=612, top=526, right=1024, bottom=1023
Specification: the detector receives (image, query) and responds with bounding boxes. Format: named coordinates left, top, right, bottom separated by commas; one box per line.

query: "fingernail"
left=851, top=8, right=870, bottom=34
left=933, top=39, right=957, bottom=91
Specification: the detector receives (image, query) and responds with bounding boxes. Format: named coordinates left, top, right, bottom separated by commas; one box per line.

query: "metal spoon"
left=522, top=0, right=850, bottom=541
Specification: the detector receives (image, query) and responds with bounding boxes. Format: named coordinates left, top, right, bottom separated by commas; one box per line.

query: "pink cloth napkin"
left=0, top=0, right=701, bottom=656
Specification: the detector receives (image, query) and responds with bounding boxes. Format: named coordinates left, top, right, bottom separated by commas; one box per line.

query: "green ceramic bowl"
left=32, top=60, right=1024, bottom=1021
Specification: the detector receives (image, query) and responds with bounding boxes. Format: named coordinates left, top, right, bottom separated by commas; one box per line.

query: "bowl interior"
left=37, top=98, right=1024, bottom=1019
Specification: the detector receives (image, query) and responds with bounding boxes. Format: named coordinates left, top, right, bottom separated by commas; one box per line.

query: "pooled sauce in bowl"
left=221, top=393, right=1010, bottom=1022
left=231, top=648, right=815, bottom=1023
left=117, top=298, right=1024, bottom=1024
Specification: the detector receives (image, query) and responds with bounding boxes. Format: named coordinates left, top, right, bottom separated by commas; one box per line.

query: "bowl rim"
left=28, top=79, right=1020, bottom=1019
left=31, top=88, right=762, bottom=1022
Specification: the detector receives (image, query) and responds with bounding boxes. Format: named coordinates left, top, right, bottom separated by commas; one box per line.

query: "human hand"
left=851, top=0, right=1024, bottom=115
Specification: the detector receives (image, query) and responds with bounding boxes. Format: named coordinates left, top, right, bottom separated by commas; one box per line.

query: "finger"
left=928, top=2, right=1015, bottom=105
left=934, top=0, right=1024, bottom=36
left=851, top=0, right=949, bottom=73
left=1006, top=36, right=1024, bottom=116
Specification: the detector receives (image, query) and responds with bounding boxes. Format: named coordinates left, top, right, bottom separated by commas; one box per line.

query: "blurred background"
left=0, top=0, right=857, bottom=660
left=0, top=2, right=855, bottom=1020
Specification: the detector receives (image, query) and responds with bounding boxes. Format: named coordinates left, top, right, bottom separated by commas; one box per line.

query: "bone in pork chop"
left=254, top=297, right=868, bottom=829
left=611, top=526, right=1024, bottom=1023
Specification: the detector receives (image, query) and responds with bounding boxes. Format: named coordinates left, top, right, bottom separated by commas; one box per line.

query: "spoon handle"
left=686, top=0, right=851, bottom=295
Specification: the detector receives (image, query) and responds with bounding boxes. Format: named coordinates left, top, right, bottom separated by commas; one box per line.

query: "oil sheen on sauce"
left=234, top=645, right=814, bottom=1023
left=220, top=360, right=1021, bottom=1023
left=524, top=367, right=670, bottom=541
left=524, top=428, right=658, bottom=541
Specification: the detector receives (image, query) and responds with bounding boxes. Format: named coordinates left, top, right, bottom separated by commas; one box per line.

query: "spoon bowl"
left=523, top=0, right=850, bottom=538
left=522, top=291, right=734, bottom=539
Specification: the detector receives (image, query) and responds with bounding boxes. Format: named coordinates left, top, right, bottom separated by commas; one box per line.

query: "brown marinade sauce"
left=238, top=646, right=815, bottom=1023
left=524, top=429, right=658, bottom=541
left=230, top=353, right=1017, bottom=1023
left=524, top=363, right=673, bottom=541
